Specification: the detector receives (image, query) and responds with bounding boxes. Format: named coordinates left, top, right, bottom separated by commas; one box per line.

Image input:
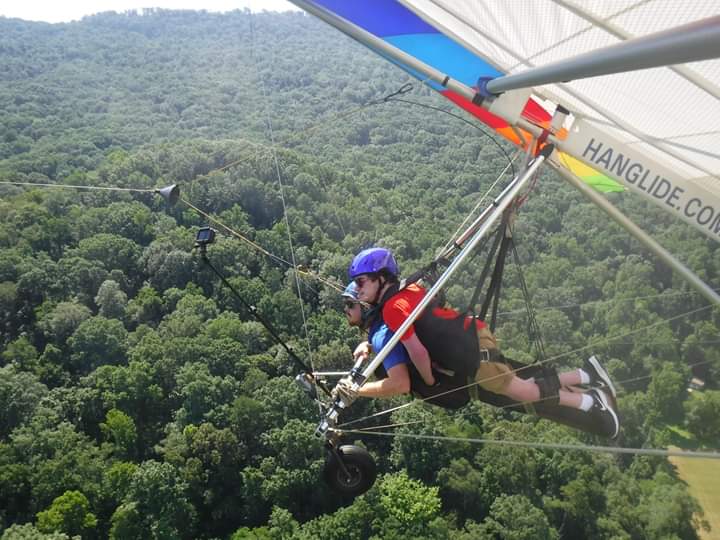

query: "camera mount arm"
left=194, top=228, right=332, bottom=397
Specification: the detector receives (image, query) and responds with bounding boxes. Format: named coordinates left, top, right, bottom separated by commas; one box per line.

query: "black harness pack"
left=367, top=281, right=616, bottom=437
left=370, top=283, right=480, bottom=409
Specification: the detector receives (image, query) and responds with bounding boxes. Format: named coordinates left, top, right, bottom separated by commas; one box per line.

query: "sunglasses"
left=344, top=300, right=359, bottom=309
left=354, top=275, right=373, bottom=288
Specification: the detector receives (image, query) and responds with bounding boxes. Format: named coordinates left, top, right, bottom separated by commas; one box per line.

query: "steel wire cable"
left=335, top=429, right=720, bottom=460
left=337, top=303, right=715, bottom=428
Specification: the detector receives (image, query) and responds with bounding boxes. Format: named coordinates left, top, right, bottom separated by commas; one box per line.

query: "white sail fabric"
left=401, top=0, right=720, bottom=239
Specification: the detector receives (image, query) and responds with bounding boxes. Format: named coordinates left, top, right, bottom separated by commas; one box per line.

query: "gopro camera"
left=195, top=227, right=217, bottom=247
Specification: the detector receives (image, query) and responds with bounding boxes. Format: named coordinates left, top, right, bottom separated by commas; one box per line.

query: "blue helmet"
left=341, top=281, right=360, bottom=300
left=348, top=247, right=399, bottom=280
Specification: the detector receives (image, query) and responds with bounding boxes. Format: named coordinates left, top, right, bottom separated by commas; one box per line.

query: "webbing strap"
left=466, top=224, right=505, bottom=320
left=479, top=227, right=513, bottom=331
left=511, top=239, right=547, bottom=363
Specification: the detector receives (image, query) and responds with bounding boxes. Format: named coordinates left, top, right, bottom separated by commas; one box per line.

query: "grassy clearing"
left=668, top=444, right=720, bottom=540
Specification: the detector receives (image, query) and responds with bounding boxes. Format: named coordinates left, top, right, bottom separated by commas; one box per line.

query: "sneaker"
left=589, top=388, right=620, bottom=439
left=584, top=355, right=617, bottom=400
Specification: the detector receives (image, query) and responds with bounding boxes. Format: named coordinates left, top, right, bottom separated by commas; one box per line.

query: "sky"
left=0, top=0, right=299, bottom=23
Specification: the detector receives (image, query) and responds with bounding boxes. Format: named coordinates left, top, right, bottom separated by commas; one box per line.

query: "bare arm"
left=353, top=340, right=372, bottom=362
left=401, top=333, right=435, bottom=386
left=358, top=364, right=411, bottom=398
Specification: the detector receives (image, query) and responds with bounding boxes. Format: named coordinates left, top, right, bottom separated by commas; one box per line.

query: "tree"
left=0, top=281, right=19, bottom=345
left=174, top=362, right=240, bottom=426
left=546, top=466, right=606, bottom=539
left=478, top=494, right=559, bottom=540
left=388, top=406, right=454, bottom=484
left=125, top=286, right=164, bottom=327
left=683, top=320, right=720, bottom=385
left=100, top=409, right=137, bottom=459
left=10, top=419, right=106, bottom=515
left=437, top=458, right=485, bottom=522
left=293, top=497, right=375, bottom=540
left=78, top=202, right=154, bottom=245
left=67, top=317, right=127, bottom=374
left=244, top=419, right=326, bottom=520
left=158, top=423, right=246, bottom=538
left=56, top=257, right=109, bottom=306
left=0, top=442, right=33, bottom=528
left=0, top=365, right=48, bottom=438
left=85, top=361, right=165, bottom=454
left=36, top=490, right=98, bottom=537
left=374, top=471, right=443, bottom=539
left=38, top=301, right=92, bottom=344
left=143, top=244, right=195, bottom=292
left=251, top=376, right=318, bottom=428
left=95, top=280, right=127, bottom=320
left=110, top=461, right=197, bottom=540
left=685, top=390, right=720, bottom=442
left=72, top=234, right=142, bottom=277
left=640, top=471, right=707, bottom=539
left=0, top=522, right=73, bottom=539
left=646, top=361, right=689, bottom=424
left=266, top=507, right=299, bottom=540
left=1, top=336, right=38, bottom=372
left=102, top=461, right=138, bottom=510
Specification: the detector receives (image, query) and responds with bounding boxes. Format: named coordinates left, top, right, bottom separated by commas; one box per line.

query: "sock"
left=579, top=393, right=594, bottom=411
left=578, top=369, right=590, bottom=385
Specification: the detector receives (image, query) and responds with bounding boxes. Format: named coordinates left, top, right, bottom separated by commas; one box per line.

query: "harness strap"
left=479, top=225, right=513, bottom=331
left=466, top=224, right=504, bottom=319
left=534, top=367, right=561, bottom=406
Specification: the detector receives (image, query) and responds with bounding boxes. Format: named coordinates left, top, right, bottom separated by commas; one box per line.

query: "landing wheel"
left=323, top=445, right=377, bottom=497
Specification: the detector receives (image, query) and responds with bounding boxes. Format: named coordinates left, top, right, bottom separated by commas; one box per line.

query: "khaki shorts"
left=473, top=326, right=513, bottom=393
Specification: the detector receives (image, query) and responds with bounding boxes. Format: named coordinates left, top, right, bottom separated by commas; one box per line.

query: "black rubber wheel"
left=323, top=445, right=377, bottom=497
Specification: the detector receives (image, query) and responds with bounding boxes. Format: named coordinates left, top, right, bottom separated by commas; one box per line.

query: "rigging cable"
left=2, top=83, right=515, bottom=296
left=384, top=95, right=517, bottom=179
left=181, top=196, right=339, bottom=292
left=5, top=184, right=715, bottom=314
left=509, top=224, right=548, bottom=362
left=336, top=429, right=720, bottom=460
left=249, top=12, right=318, bottom=405
left=0, top=181, right=155, bottom=193
left=334, top=359, right=720, bottom=461
left=440, top=152, right=521, bottom=256
left=337, top=303, right=715, bottom=428
left=346, top=357, right=717, bottom=433
left=497, top=287, right=720, bottom=317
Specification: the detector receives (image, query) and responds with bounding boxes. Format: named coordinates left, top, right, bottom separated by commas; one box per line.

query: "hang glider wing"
left=292, top=0, right=720, bottom=242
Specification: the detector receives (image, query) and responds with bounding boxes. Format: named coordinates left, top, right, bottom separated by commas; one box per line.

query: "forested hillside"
left=1, top=9, right=718, bottom=539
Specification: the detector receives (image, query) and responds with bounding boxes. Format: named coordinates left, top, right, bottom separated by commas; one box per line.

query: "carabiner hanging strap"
left=461, top=209, right=548, bottom=365
left=464, top=223, right=506, bottom=320
left=479, top=222, right=513, bottom=331
left=462, top=212, right=515, bottom=332
left=198, top=248, right=332, bottom=396
left=510, top=236, right=547, bottom=363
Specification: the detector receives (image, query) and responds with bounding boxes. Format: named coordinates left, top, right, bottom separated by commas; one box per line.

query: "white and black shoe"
left=589, top=388, right=620, bottom=440
left=584, top=355, right=617, bottom=400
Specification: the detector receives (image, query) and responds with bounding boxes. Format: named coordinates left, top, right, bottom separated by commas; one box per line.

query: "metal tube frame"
left=292, top=0, right=720, bottom=433
left=485, top=15, right=720, bottom=95
left=358, top=147, right=552, bottom=382
left=289, top=0, right=479, bottom=104
left=316, top=146, right=553, bottom=434
left=438, top=169, right=526, bottom=260
left=554, top=164, right=720, bottom=306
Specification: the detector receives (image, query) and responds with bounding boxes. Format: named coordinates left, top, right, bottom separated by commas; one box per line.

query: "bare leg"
left=502, top=376, right=583, bottom=409
left=502, top=377, right=540, bottom=401
left=558, top=369, right=583, bottom=388
left=558, top=389, right=583, bottom=408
